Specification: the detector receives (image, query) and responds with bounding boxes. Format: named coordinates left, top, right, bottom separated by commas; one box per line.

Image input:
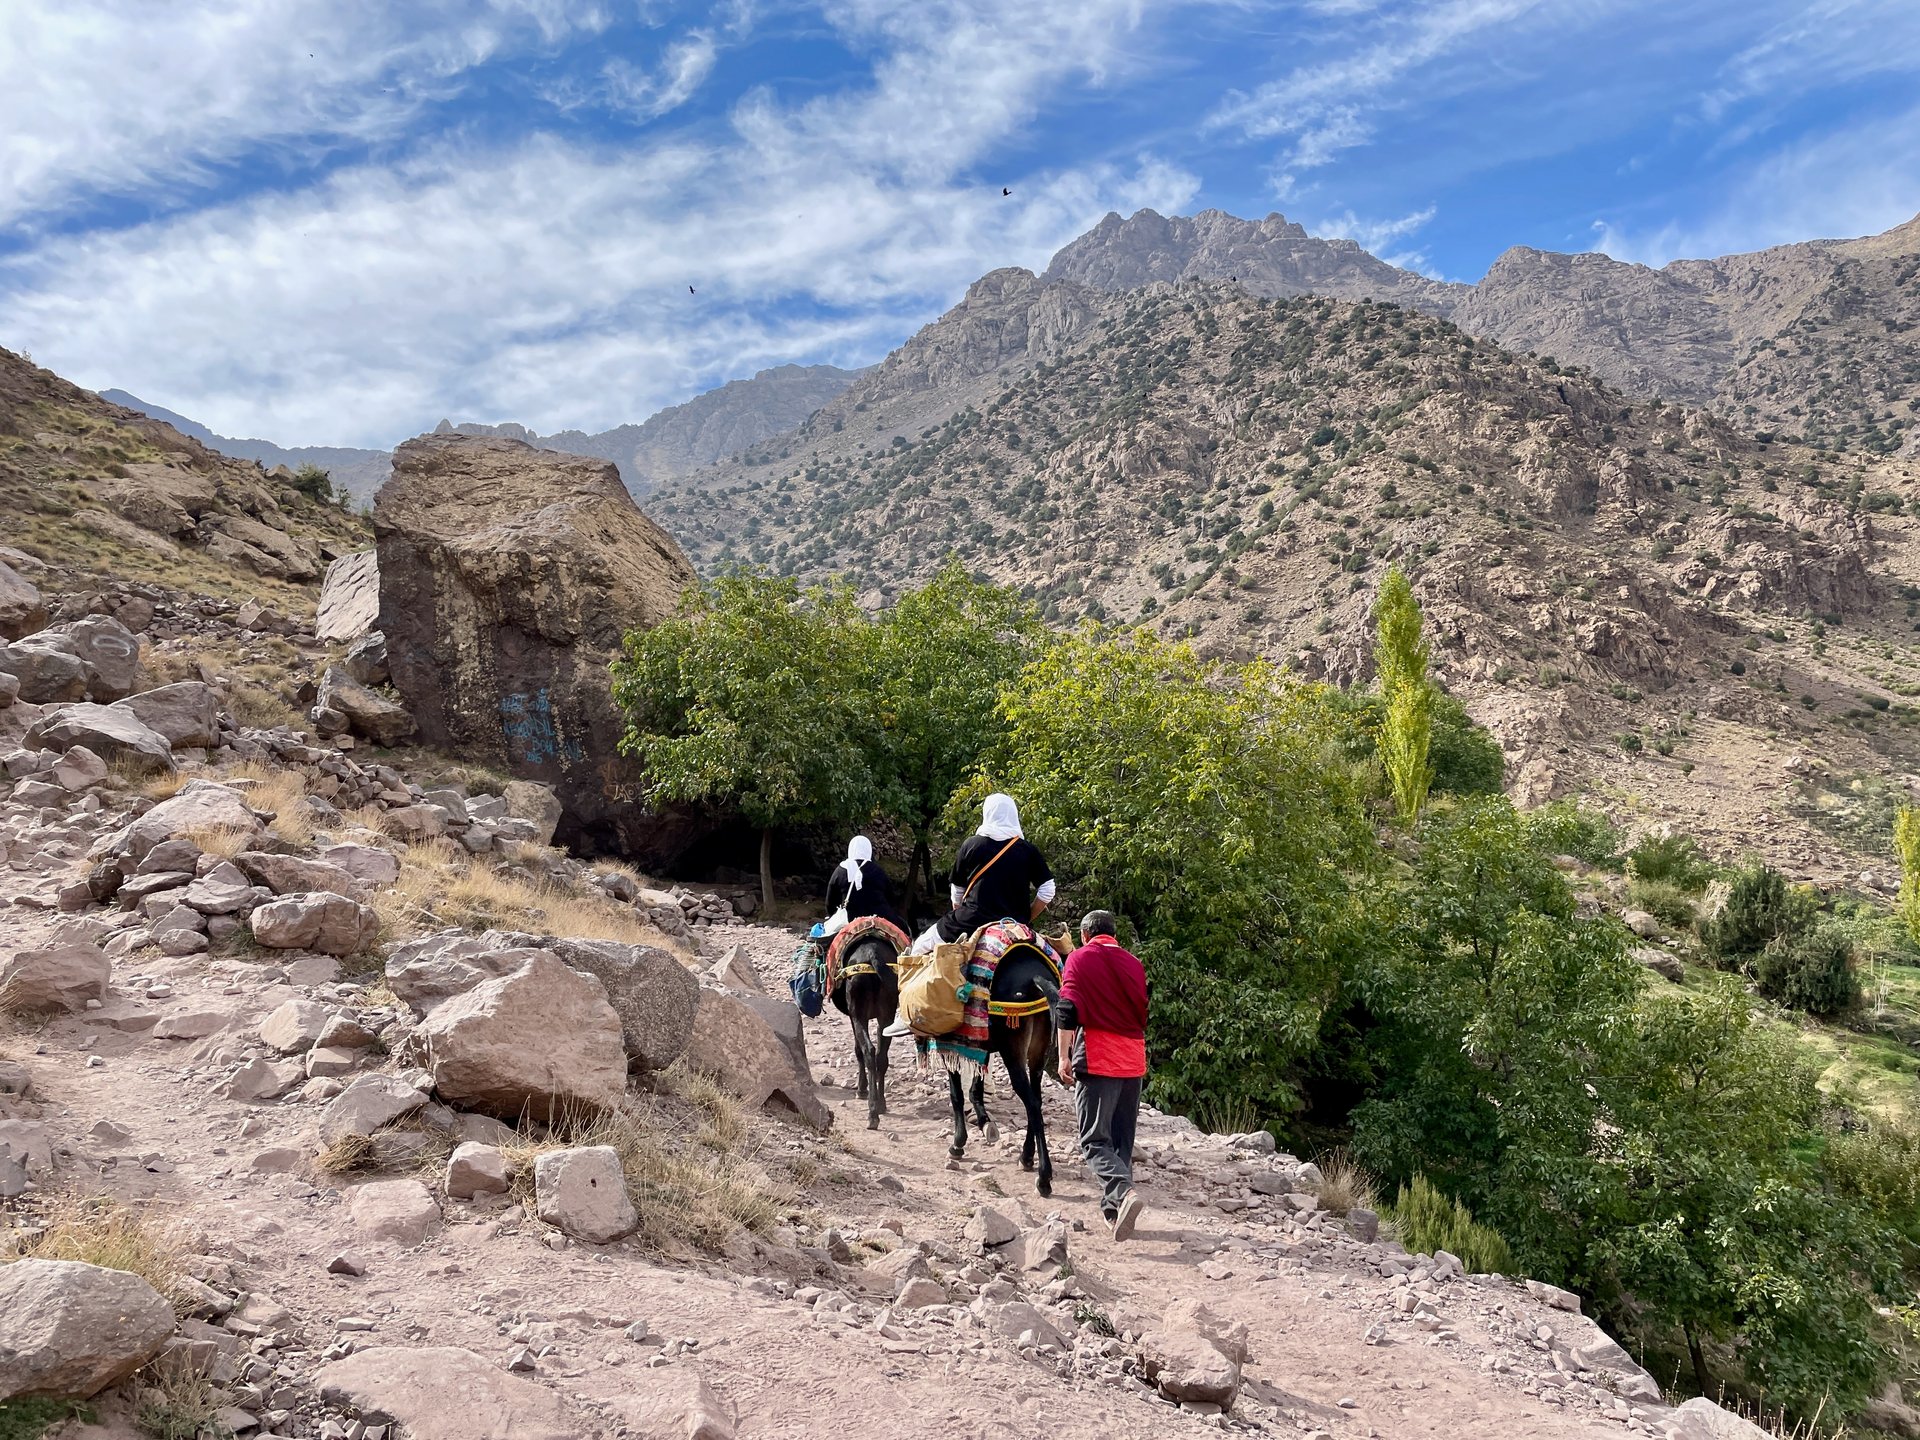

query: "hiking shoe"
left=1113, top=1190, right=1144, bottom=1241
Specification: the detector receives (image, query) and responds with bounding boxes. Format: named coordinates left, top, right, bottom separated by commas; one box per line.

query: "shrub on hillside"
left=1391, top=1174, right=1514, bottom=1275
left=1526, top=799, right=1620, bottom=867
left=289, top=463, right=333, bottom=503
left=1626, top=832, right=1713, bottom=892
left=1753, top=922, right=1859, bottom=1016
left=1628, top=877, right=1696, bottom=930
left=1701, top=863, right=1816, bottom=961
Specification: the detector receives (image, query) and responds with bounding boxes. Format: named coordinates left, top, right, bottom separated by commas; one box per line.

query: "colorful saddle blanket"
left=926, top=920, right=1063, bottom=1069
left=826, top=915, right=910, bottom=994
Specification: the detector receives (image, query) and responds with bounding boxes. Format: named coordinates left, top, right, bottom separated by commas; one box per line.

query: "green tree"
left=611, top=571, right=876, bottom=910
left=1592, top=981, right=1898, bottom=1408
left=1896, top=804, right=1920, bottom=945
left=289, top=462, right=334, bottom=503
left=867, top=560, right=1040, bottom=896
left=1373, top=567, right=1435, bottom=826
left=977, top=625, right=1378, bottom=1118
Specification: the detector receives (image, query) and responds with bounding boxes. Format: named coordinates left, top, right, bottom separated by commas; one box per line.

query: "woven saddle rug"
left=826, top=915, right=910, bottom=995
left=927, top=920, right=1062, bottom=1083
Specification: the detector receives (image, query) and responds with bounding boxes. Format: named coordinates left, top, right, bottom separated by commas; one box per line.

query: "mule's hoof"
left=1019, top=1157, right=1034, bottom=1172
left=945, top=1157, right=967, bottom=1172
left=867, top=1114, right=881, bottom=1130
left=981, top=1120, right=1001, bottom=1145
left=1036, top=1178, right=1053, bottom=1198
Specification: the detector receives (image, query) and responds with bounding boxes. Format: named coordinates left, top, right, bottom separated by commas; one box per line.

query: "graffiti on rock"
left=498, top=688, right=584, bottom=766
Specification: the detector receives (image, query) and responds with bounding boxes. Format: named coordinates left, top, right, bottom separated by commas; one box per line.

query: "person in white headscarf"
left=905, top=793, right=1056, bottom=956
left=825, top=834, right=907, bottom=930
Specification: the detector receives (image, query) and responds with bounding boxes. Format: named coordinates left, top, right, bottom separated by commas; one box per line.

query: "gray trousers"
left=1075, top=1072, right=1141, bottom=1214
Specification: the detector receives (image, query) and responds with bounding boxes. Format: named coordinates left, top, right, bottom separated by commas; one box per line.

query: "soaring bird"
left=1002, top=187, right=1011, bottom=197
left=689, top=285, right=695, bottom=294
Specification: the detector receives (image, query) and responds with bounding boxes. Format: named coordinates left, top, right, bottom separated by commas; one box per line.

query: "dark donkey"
left=946, top=946, right=1060, bottom=1196
left=831, top=934, right=900, bottom=1130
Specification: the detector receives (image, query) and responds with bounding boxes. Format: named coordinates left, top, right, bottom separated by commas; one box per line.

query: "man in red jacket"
left=1056, top=910, right=1148, bottom=1239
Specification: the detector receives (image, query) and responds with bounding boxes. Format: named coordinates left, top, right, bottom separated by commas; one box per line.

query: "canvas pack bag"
left=897, top=940, right=970, bottom=1037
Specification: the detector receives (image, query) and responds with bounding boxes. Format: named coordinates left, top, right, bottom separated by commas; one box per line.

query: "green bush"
left=288, top=463, right=333, bottom=502
left=1627, top=832, right=1713, bottom=891
left=1391, top=1174, right=1515, bottom=1275
left=1629, top=877, right=1696, bottom=929
left=1526, top=799, right=1620, bottom=867
left=1825, top=1121, right=1920, bottom=1246
left=1701, top=864, right=1814, bottom=961
left=1753, top=923, right=1858, bottom=1016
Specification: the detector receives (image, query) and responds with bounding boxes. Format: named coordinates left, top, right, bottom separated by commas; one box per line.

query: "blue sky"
left=3, top=0, right=1918, bottom=448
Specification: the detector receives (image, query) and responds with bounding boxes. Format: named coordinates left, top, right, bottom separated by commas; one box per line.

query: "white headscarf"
left=978, top=794, right=1023, bottom=842
left=840, top=835, right=872, bottom=891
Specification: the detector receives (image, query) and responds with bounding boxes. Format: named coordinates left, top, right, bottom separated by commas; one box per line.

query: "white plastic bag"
left=822, top=907, right=850, bottom=936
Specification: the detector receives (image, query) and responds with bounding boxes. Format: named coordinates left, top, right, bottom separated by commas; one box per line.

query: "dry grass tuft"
left=501, top=1071, right=784, bottom=1255
left=4, top=1193, right=187, bottom=1306
left=375, top=838, right=677, bottom=950
left=133, top=1351, right=229, bottom=1440
left=312, top=1134, right=376, bottom=1177
left=1313, top=1146, right=1379, bottom=1218
left=122, top=760, right=189, bottom=800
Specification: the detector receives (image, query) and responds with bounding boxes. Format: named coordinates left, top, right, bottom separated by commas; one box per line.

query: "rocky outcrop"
left=539, top=937, right=698, bottom=1071
left=248, top=892, right=380, bottom=956
left=0, top=943, right=111, bottom=1014
left=316, top=550, right=380, bottom=642
left=0, top=560, right=47, bottom=640
left=373, top=434, right=694, bottom=854
left=684, top=983, right=832, bottom=1130
left=0, top=1259, right=177, bottom=1401
left=414, top=952, right=629, bottom=1119
left=314, top=665, right=414, bottom=746
left=26, top=704, right=173, bottom=775
left=108, top=681, right=221, bottom=748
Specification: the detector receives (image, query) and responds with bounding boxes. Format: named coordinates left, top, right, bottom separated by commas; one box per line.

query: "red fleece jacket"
left=1059, top=934, right=1148, bottom=1078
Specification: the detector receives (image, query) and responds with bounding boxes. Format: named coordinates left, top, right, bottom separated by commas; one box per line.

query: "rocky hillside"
left=2, top=350, right=368, bottom=612
left=96, top=391, right=396, bottom=510
left=654, top=284, right=1920, bottom=881
left=107, top=364, right=863, bottom=505
left=1042, top=208, right=1920, bottom=453
left=451, top=362, right=863, bottom=495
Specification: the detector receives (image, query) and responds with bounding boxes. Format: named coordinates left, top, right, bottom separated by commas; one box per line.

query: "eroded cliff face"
left=373, top=433, right=695, bottom=854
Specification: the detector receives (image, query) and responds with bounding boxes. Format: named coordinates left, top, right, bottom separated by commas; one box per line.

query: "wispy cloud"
left=1314, top=203, right=1438, bottom=272
left=1, top=0, right=1200, bottom=445
left=602, top=31, right=719, bottom=119
left=0, top=0, right=614, bottom=230
left=1591, top=99, right=1920, bottom=266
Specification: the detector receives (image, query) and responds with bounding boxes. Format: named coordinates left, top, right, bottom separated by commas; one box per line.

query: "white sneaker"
left=882, top=1018, right=913, bottom=1038
left=1113, top=1190, right=1145, bottom=1241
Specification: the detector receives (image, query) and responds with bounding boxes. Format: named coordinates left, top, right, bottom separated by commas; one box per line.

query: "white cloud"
left=1313, top=204, right=1438, bottom=272
left=1210, top=0, right=1551, bottom=157
left=1590, top=100, right=1920, bottom=266
left=0, top=1, right=620, bottom=230
left=601, top=31, right=719, bottom=119
left=1, top=0, right=1202, bottom=446
left=1703, top=0, right=1920, bottom=120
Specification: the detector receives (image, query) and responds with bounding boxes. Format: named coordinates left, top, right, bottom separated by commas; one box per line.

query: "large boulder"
left=234, top=850, right=368, bottom=899
left=541, top=938, right=698, bottom=1071
left=1664, top=1399, right=1776, bottom=1440
left=0, top=560, right=47, bottom=641
left=384, top=931, right=544, bottom=1015
left=26, top=704, right=173, bottom=775
left=683, top=985, right=832, bottom=1130
left=0, top=639, right=85, bottom=703
left=315, top=666, right=415, bottom=746
left=108, top=681, right=222, bottom=749
left=318, top=1074, right=428, bottom=1143
left=316, top=550, right=380, bottom=643
left=0, top=1260, right=176, bottom=1401
left=373, top=434, right=695, bottom=856
left=249, top=891, right=380, bottom=956
left=533, top=1145, right=639, bottom=1243
left=315, top=1346, right=577, bottom=1440
left=347, top=1179, right=441, bottom=1245
left=415, top=953, right=628, bottom=1119
left=0, top=943, right=111, bottom=1014
left=92, top=780, right=259, bottom=863
left=4, top=617, right=142, bottom=702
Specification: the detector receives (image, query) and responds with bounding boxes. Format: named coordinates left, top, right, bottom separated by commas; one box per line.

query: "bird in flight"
left=689, top=285, right=695, bottom=294
left=1002, top=187, right=1011, bottom=197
